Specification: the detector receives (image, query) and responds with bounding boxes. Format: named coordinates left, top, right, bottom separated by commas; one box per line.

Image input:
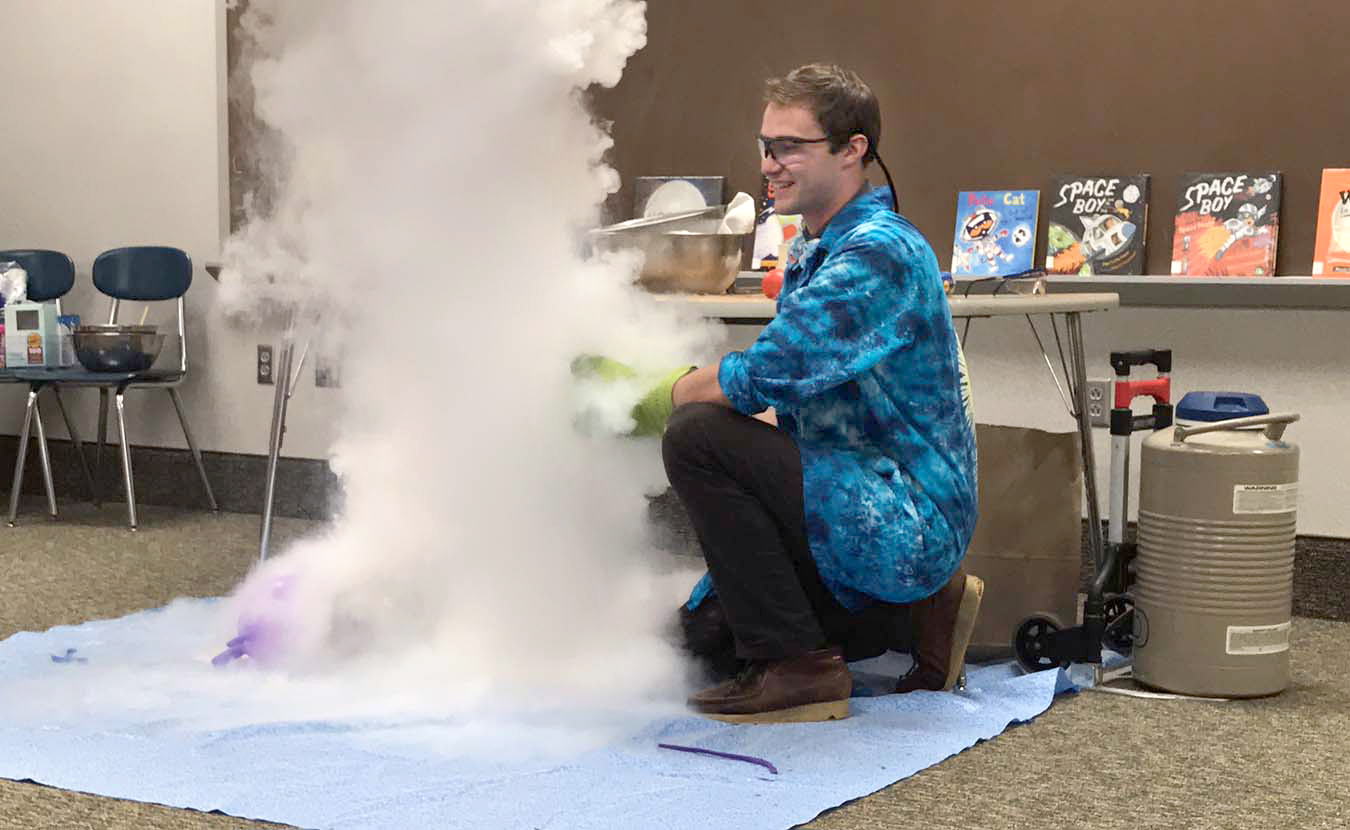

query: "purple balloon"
left=212, top=573, right=297, bottom=668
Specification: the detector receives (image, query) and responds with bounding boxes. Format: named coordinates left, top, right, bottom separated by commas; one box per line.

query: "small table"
left=253, top=289, right=1120, bottom=567
left=650, top=290, right=1121, bottom=575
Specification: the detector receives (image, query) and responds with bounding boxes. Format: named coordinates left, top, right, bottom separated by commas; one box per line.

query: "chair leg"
left=96, top=388, right=109, bottom=471
left=7, top=389, right=38, bottom=527
left=114, top=391, right=138, bottom=531
left=168, top=388, right=218, bottom=513
left=51, top=387, right=100, bottom=506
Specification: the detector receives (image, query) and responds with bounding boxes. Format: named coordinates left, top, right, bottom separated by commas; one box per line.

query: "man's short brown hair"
left=764, top=64, right=881, bottom=166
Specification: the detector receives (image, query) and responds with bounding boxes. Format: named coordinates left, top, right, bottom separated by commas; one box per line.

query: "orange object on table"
left=761, top=268, right=784, bottom=299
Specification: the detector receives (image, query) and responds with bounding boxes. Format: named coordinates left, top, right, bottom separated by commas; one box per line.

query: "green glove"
left=570, top=355, right=639, bottom=383
left=571, top=355, right=693, bottom=437
left=631, top=365, right=695, bottom=436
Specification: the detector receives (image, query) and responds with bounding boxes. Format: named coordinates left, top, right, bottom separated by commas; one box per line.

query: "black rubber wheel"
left=1014, top=614, right=1067, bottom=673
left=1102, top=595, right=1134, bottom=653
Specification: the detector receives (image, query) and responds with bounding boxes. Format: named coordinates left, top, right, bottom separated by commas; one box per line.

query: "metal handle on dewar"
left=1173, top=412, right=1300, bottom=443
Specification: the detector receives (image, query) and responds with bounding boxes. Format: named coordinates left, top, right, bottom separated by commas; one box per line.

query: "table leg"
left=96, top=389, right=109, bottom=470
left=259, top=337, right=295, bottom=561
left=7, top=389, right=37, bottom=526
left=114, top=390, right=138, bottom=530
left=32, top=395, right=58, bottom=518
left=1064, top=312, right=1104, bottom=572
left=51, top=387, right=100, bottom=506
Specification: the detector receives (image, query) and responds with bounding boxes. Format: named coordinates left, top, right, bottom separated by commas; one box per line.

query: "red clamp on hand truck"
left=1013, top=348, right=1174, bottom=672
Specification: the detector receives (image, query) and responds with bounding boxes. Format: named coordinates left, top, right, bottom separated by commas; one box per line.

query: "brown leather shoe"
left=895, top=570, right=984, bottom=693
left=688, top=646, right=852, bottom=723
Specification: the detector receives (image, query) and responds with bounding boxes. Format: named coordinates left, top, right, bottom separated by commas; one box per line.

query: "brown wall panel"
left=592, top=0, right=1350, bottom=276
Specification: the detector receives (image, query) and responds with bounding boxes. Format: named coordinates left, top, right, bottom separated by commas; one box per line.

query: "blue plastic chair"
left=9, top=246, right=218, bottom=529
left=0, top=250, right=75, bottom=303
left=0, top=249, right=98, bottom=518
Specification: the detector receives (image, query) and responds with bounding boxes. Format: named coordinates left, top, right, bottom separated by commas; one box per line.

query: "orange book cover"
left=1170, top=171, right=1280, bottom=277
left=1311, top=168, right=1350, bottom=277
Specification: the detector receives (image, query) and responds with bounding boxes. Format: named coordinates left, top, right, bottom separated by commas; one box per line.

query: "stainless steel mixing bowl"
left=590, top=206, right=751, bottom=294
left=73, top=324, right=165, bottom=372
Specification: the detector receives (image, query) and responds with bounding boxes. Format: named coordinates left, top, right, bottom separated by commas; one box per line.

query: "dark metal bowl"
left=73, top=325, right=165, bottom=372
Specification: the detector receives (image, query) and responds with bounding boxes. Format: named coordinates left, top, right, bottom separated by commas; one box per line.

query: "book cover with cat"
left=950, top=189, right=1039, bottom=277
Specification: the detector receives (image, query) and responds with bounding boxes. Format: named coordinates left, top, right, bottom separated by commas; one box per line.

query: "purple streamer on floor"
left=658, top=743, right=779, bottom=775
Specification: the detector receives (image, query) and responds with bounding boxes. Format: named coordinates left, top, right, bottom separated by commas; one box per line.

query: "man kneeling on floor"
left=663, top=64, right=981, bottom=723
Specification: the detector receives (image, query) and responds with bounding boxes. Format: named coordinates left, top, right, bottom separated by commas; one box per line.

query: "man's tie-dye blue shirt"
left=693, top=186, right=978, bottom=612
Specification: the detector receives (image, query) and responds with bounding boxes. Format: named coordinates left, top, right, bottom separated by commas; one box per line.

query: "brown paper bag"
left=964, top=424, right=1083, bottom=659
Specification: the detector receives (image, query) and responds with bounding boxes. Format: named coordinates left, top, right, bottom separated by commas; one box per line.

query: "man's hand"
left=571, top=356, right=694, bottom=437
left=671, top=362, right=732, bottom=409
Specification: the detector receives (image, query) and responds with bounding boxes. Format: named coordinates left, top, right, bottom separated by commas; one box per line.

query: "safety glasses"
left=757, top=134, right=833, bottom=164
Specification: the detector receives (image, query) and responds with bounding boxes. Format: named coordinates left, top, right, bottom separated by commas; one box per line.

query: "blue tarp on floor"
left=0, top=599, right=1064, bottom=829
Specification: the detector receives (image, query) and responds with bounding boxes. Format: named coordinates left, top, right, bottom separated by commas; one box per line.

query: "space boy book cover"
left=1044, top=175, right=1150, bottom=275
left=950, top=189, right=1039, bottom=277
left=1311, top=168, right=1350, bottom=277
left=1170, top=171, right=1281, bottom=276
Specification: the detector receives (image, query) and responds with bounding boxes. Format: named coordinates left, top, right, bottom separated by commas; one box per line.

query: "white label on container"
left=1226, top=621, right=1291, bottom=655
left=1232, top=482, right=1298, bottom=514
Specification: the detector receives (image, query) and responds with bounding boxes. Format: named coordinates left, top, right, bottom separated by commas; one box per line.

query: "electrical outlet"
left=315, top=354, right=341, bottom=389
left=257, top=344, right=274, bottom=385
left=1086, top=379, right=1111, bottom=427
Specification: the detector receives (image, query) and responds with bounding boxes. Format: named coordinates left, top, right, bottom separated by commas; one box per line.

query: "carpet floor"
left=1, top=501, right=1345, bottom=830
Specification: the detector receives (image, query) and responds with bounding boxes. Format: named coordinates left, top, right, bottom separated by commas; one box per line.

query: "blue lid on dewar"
left=1176, top=391, right=1269, bottom=422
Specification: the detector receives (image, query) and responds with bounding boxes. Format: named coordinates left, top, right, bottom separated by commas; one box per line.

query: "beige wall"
left=0, top=0, right=338, bottom=460
left=2, top=2, right=1346, bottom=538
